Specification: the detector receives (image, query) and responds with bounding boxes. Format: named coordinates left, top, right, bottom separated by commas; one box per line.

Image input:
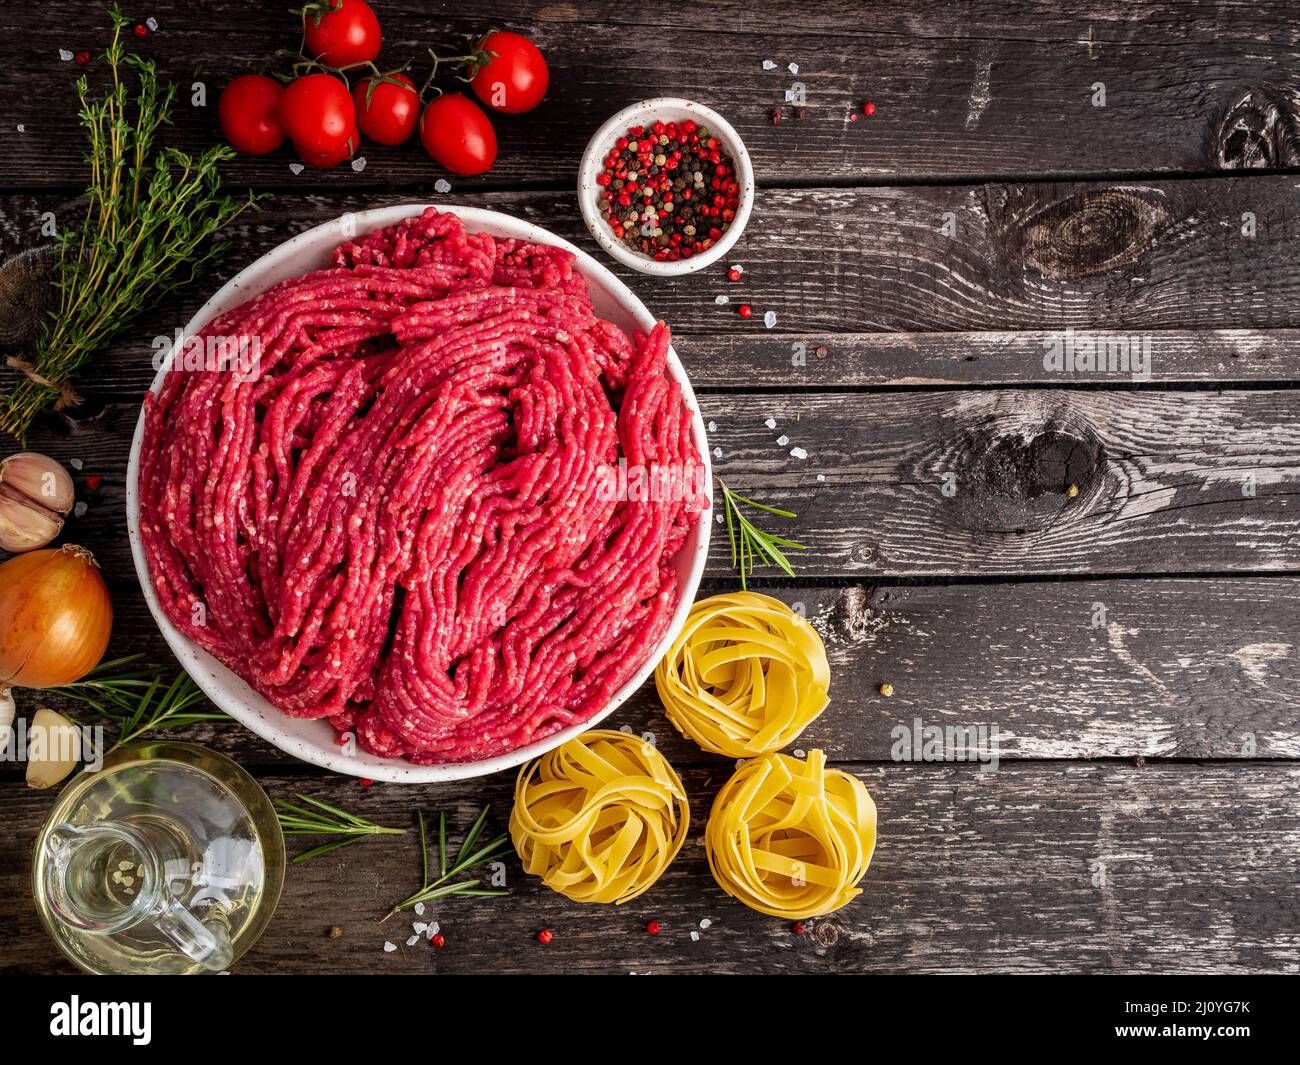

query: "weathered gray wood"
left=6, top=2, right=1300, bottom=188
left=7, top=176, right=1300, bottom=356
left=4, top=763, right=1298, bottom=974
left=20, top=388, right=1299, bottom=581
left=15, top=576, right=1297, bottom=770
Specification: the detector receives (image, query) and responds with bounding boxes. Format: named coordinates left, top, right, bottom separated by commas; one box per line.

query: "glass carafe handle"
left=153, top=897, right=234, bottom=972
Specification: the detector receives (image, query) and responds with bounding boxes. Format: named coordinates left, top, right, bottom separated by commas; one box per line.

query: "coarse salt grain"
left=714, top=294, right=729, bottom=305
left=707, top=421, right=717, bottom=432
left=69, top=457, right=84, bottom=470
left=383, top=941, right=397, bottom=953
left=427, top=922, right=440, bottom=938
left=699, top=918, right=712, bottom=929
left=413, top=922, right=428, bottom=933
left=764, top=311, right=777, bottom=329
left=817, top=473, right=825, bottom=481
left=434, top=178, right=452, bottom=193
left=59, top=49, right=74, bottom=61
left=713, top=447, right=722, bottom=458
left=788, top=63, right=799, bottom=74
left=791, top=447, right=808, bottom=460
left=146, top=16, right=159, bottom=30
left=351, top=156, right=367, bottom=173
left=762, top=59, right=777, bottom=70
left=764, top=418, right=777, bottom=429
left=776, top=434, right=790, bottom=446
left=690, top=930, right=701, bottom=942
left=406, top=934, right=420, bottom=946
left=289, top=163, right=305, bottom=175
left=414, top=903, right=426, bottom=915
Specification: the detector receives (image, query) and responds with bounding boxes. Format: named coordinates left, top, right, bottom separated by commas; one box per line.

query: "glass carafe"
left=32, top=741, right=284, bottom=974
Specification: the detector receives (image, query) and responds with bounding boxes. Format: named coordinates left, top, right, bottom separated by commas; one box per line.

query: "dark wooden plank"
left=9, top=176, right=1300, bottom=357
left=5, top=762, right=1298, bottom=974
left=19, top=388, right=1300, bottom=581
left=11, top=576, right=1298, bottom=771
left=5, top=2, right=1300, bottom=189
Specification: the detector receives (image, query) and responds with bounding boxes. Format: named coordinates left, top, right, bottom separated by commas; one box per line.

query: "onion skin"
left=0, top=544, right=112, bottom=689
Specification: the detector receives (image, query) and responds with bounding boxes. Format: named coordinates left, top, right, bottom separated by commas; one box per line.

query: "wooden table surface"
left=3, top=0, right=1299, bottom=975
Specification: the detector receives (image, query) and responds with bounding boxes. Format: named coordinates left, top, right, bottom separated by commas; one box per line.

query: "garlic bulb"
left=0, top=452, right=75, bottom=552
left=26, top=706, right=81, bottom=789
left=0, top=687, right=13, bottom=750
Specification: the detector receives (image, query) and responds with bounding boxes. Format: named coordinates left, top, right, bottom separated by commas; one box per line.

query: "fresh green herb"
left=0, top=4, right=263, bottom=440
left=719, top=479, right=806, bottom=589
left=275, top=794, right=406, bottom=864
left=57, top=658, right=230, bottom=752
left=381, top=806, right=511, bottom=920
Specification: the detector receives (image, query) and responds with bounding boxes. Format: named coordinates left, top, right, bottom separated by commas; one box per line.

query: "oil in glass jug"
left=32, top=741, right=284, bottom=974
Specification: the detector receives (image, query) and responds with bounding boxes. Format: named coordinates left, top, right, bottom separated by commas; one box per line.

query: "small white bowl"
left=125, top=204, right=712, bottom=783
left=578, top=98, right=754, bottom=276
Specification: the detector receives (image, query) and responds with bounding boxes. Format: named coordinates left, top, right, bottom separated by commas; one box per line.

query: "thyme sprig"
left=381, top=806, right=511, bottom=920
left=56, top=657, right=230, bottom=753
left=0, top=4, right=263, bottom=440
left=275, top=794, right=406, bottom=864
left=719, top=479, right=806, bottom=588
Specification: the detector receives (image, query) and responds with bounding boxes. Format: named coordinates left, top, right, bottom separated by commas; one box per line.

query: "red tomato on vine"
left=301, top=0, right=382, bottom=69
left=467, top=31, right=548, bottom=114
left=352, top=74, right=420, bottom=146
left=219, top=75, right=286, bottom=155
left=419, top=93, right=497, bottom=175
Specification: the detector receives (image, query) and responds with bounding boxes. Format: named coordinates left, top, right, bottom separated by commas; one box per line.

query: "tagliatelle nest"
left=705, top=750, right=877, bottom=919
left=509, top=729, right=690, bottom=905
left=655, top=591, right=830, bottom=758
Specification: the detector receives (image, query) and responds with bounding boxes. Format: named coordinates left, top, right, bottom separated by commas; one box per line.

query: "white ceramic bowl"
left=126, top=204, right=712, bottom=783
left=578, top=98, right=754, bottom=276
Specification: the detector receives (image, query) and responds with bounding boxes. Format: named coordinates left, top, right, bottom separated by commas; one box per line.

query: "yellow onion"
left=0, top=544, right=112, bottom=689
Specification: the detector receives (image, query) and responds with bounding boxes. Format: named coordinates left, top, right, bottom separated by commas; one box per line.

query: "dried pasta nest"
left=705, top=750, right=876, bottom=919
left=510, top=729, right=690, bottom=905
left=655, top=591, right=830, bottom=758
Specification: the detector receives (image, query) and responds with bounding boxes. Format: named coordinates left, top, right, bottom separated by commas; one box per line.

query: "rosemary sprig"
left=57, top=660, right=230, bottom=752
left=0, top=4, right=264, bottom=440
left=381, top=805, right=511, bottom=920
left=275, top=794, right=406, bottom=864
left=719, top=479, right=807, bottom=589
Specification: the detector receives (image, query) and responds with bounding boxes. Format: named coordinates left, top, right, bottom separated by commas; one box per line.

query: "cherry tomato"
left=469, top=31, right=548, bottom=114
left=302, top=0, right=381, bottom=68
left=419, top=93, right=497, bottom=175
left=218, top=75, right=285, bottom=155
left=351, top=74, right=419, bottom=146
left=296, top=126, right=358, bottom=168
left=279, top=74, right=355, bottom=154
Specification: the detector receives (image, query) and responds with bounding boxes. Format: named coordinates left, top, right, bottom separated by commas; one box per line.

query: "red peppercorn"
left=849, top=112, right=860, bottom=123
left=360, top=778, right=374, bottom=787
left=646, top=920, right=661, bottom=935
left=596, top=172, right=612, bottom=187
left=738, top=304, right=753, bottom=318
left=793, top=921, right=807, bottom=935
left=683, top=119, right=697, bottom=133
left=86, top=473, right=103, bottom=490
left=536, top=929, right=554, bottom=944
left=75, top=50, right=92, bottom=65
left=863, top=101, right=876, bottom=116
left=771, top=108, right=783, bottom=125
left=133, top=22, right=148, bottom=37
left=728, top=267, right=742, bottom=281
left=432, top=933, right=446, bottom=948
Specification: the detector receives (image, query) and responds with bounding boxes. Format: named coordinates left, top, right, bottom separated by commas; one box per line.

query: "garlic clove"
left=0, top=492, right=64, bottom=552
left=0, top=452, right=75, bottom=516
left=26, top=706, right=81, bottom=789
left=0, top=687, right=13, bottom=750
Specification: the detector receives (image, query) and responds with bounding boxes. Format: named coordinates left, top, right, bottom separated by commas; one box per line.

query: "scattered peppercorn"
left=75, top=50, right=91, bottom=65
left=737, top=304, right=753, bottom=318
left=863, top=101, right=876, bottom=116
left=596, top=118, right=739, bottom=261
left=536, top=928, right=554, bottom=944
left=793, top=921, right=807, bottom=935
left=728, top=267, right=742, bottom=282
left=849, top=112, right=859, bottom=122
left=327, top=926, right=343, bottom=939
left=431, top=933, right=446, bottom=948
left=879, top=682, right=894, bottom=697
left=360, top=777, right=374, bottom=786
left=646, top=920, right=661, bottom=935
left=770, top=108, right=783, bottom=125
left=1066, top=483, right=1079, bottom=498
left=815, top=345, right=829, bottom=359
left=86, top=473, right=103, bottom=491
left=133, top=22, right=148, bottom=37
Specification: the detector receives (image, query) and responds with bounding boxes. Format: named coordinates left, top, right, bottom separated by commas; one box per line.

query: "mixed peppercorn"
left=596, top=118, right=739, bottom=261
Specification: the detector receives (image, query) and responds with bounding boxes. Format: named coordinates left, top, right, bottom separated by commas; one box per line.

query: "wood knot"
left=946, top=398, right=1105, bottom=535
left=1018, top=188, right=1168, bottom=280
left=1212, top=86, right=1300, bottom=169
